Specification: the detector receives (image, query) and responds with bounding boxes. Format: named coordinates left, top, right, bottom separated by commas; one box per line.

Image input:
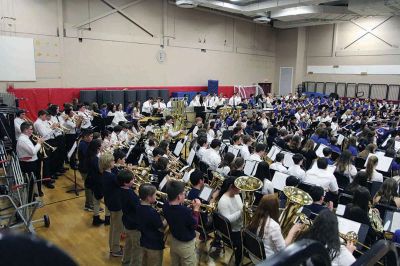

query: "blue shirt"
left=187, top=188, right=201, bottom=201
left=329, top=144, right=341, bottom=154
left=348, top=145, right=358, bottom=157
left=163, top=203, right=197, bottom=242
left=137, top=204, right=164, bottom=250
left=102, top=171, right=121, bottom=212
left=120, top=188, right=140, bottom=230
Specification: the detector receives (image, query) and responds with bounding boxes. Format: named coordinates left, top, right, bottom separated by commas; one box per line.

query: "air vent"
left=253, top=16, right=271, bottom=24
left=176, top=0, right=198, bottom=8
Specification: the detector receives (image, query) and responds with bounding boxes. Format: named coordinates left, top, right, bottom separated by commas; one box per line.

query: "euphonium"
left=210, top=171, right=225, bottom=190
left=234, top=176, right=263, bottom=226
left=279, top=186, right=313, bottom=237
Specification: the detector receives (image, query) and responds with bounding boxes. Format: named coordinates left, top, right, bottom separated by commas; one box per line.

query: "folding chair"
left=334, top=172, right=350, bottom=190
left=210, top=212, right=235, bottom=264
left=241, top=228, right=266, bottom=265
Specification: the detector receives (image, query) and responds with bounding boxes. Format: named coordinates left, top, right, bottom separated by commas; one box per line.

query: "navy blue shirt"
left=137, top=204, right=164, bottom=250
left=78, top=140, right=90, bottom=173
left=305, top=203, right=327, bottom=214
left=187, top=188, right=201, bottom=201
left=102, top=171, right=121, bottom=212
left=163, top=203, right=198, bottom=242
left=120, top=188, right=140, bottom=230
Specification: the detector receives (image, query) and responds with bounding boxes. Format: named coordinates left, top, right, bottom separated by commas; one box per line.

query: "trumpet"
left=48, top=121, right=69, bottom=133
left=156, top=190, right=216, bottom=213
left=32, top=134, right=57, bottom=152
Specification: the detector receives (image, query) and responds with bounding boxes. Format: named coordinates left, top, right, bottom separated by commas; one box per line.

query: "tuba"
left=210, top=171, right=225, bottom=190
left=279, top=186, right=313, bottom=237
left=234, top=176, right=263, bottom=227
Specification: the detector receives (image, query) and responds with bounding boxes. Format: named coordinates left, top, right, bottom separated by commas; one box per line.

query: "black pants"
left=19, top=160, right=42, bottom=200
left=231, top=231, right=242, bottom=266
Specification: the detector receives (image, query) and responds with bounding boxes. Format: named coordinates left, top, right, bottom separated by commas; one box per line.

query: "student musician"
left=14, top=109, right=27, bottom=140
left=118, top=169, right=142, bottom=266
left=16, top=122, right=45, bottom=198
left=163, top=180, right=201, bottom=266
left=100, top=153, right=123, bottom=256
left=164, top=115, right=185, bottom=140
left=78, top=129, right=94, bottom=211
left=202, top=139, right=222, bottom=171
left=77, top=103, right=93, bottom=129
left=228, top=92, right=242, bottom=107
left=269, top=153, right=288, bottom=173
left=217, top=177, right=243, bottom=266
left=34, top=110, right=57, bottom=188
left=137, top=184, right=166, bottom=266
left=142, top=97, right=154, bottom=116
left=63, top=107, right=78, bottom=156
left=247, top=194, right=301, bottom=263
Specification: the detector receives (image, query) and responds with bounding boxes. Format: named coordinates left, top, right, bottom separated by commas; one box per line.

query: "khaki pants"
left=170, top=236, right=197, bottom=266
left=92, top=194, right=101, bottom=216
left=142, top=248, right=163, bottom=266
left=80, top=172, right=93, bottom=208
left=109, top=211, right=123, bottom=253
left=122, top=229, right=142, bottom=266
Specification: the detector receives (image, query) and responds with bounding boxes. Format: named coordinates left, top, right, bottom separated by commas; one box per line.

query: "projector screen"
left=0, top=36, right=36, bottom=81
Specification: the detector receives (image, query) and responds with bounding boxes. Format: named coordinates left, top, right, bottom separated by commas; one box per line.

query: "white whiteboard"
left=307, top=65, right=400, bottom=75
left=0, top=36, right=36, bottom=81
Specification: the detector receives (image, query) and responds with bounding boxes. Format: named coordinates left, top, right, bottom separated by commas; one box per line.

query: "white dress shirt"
left=270, top=162, right=288, bottom=173
left=190, top=96, right=201, bottom=107
left=167, top=101, right=172, bottom=108
left=202, top=148, right=221, bottom=171
left=165, top=122, right=180, bottom=138
left=250, top=218, right=285, bottom=264
left=112, top=111, right=127, bottom=126
left=360, top=169, right=383, bottom=182
left=50, top=115, right=64, bottom=137
left=262, top=179, right=274, bottom=195
left=248, top=153, right=262, bottom=162
left=110, top=132, right=119, bottom=145
left=218, top=194, right=243, bottom=232
left=287, top=164, right=306, bottom=181
left=331, top=245, right=356, bottom=266
left=304, top=167, right=339, bottom=192
left=142, top=101, right=153, bottom=114
left=216, top=166, right=230, bottom=177
left=63, top=118, right=77, bottom=135
left=17, top=134, right=41, bottom=162
left=228, top=96, right=242, bottom=106
left=34, top=119, right=56, bottom=140
left=196, top=146, right=207, bottom=162
left=78, top=111, right=92, bottom=129
left=14, top=117, right=25, bottom=140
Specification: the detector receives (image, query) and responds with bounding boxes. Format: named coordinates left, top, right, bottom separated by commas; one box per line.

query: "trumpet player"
left=34, top=110, right=58, bottom=188
left=63, top=108, right=78, bottom=154
left=48, top=104, right=67, bottom=175
left=17, top=122, right=45, bottom=198
left=163, top=180, right=201, bottom=266
left=77, top=103, right=93, bottom=129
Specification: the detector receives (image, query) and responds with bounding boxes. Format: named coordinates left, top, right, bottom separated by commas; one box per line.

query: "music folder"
left=337, top=216, right=369, bottom=248
left=267, top=145, right=281, bottom=161
left=282, top=151, right=295, bottom=168
left=383, top=210, right=400, bottom=233
left=173, top=136, right=188, bottom=157
left=271, top=171, right=289, bottom=191
left=364, top=153, right=393, bottom=172
left=227, top=146, right=240, bottom=157
left=315, top=143, right=328, bottom=158
left=186, top=148, right=196, bottom=166
left=199, top=184, right=213, bottom=202
left=244, top=160, right=259, bottom=176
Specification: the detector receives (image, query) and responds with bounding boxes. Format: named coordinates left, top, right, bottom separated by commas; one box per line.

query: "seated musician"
left=269, top=153, right=288, bottom=173
left=304, top=158, right=339, bottom=195
left=360, top=155, right=383, bottom=182
left=229, top=157, right=245, bottom=177
left=110, top=125, right=123, bottom=146
left=297, top=210, right=356, bottom=266
left=216, top=152, right=235, bottom=177
left=287, top=153, right=306, bottom=181
left=112, top=103, right=127, bottom=126
left=304, top=186, right=333, bottom=214
left=145, top=139, right=156, bottom=164
left=322, top=147, right=334, bottom=165
left=249, top=143, right=271, bottom=181
left=247, top=194, right=301, bottom=263
left=228, top=92, right=242, bottom=107
left=137, top=184, right=166, bottom=266
left=142, top=97, right=154, bottom=117
left=373, top=178, right=400, bottom=208
left=202, top=139, right=222, bottom=171
left=164, top=115, right=185, bottom=141
left=152, top=157, right=169, bottom=187
left=163, top=180, right=201, bottom=265
left=195, top=136, right=208, bottom=163
left=240, top=135, right=252, bottom=161
left=217, top=177, right=243, bottom=266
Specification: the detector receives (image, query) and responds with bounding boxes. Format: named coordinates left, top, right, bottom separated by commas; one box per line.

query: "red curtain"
left=8, top=86, right=234, bottom=119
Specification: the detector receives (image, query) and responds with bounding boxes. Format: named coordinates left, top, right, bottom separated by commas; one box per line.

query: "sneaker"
left=111, top=250, right=123, bottom=257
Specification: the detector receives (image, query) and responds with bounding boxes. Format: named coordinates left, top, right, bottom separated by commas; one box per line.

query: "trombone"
left=32, top=134, right=57, bottom=152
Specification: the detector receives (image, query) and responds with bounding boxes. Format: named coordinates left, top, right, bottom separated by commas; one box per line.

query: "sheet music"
left=125, top=144, right=135, bottom=159
left=282, top=151, right=295, bottom=168
left=337, top=134, right=345, bottom=146
left=390, top=212, right=400, bottom=233
left=337, top=216, right=361, bottom=235
left=182, top=169, right=194, bottom=183
left=244, top=160, right=258, bottom=176
left=381, top=136, right=390, bottom=147
left=315, top=144, right=328, bottom=158
left=187, top=149, right=196, bottom=166
left=227, top=146, right=240, bottom=157
left=220, top=142, right=227, bottom=152
left=173, top=139, right=186, bottom=157
left=364, top=153, right=393, bottom=172
left=159, top=176, right=168, bottom=190
left=199, top=185, right=213, bottom=202
left=271, top=171, right=289, bottom=191
left=336, top=204, right=346, bottom=216
left=138, top=154, right=144, bottom=165
left=267, top=145, right=281, bottom=161
left=67, top=141, right=77, bottom=160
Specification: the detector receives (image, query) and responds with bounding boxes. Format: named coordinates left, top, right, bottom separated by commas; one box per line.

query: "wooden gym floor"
left=33, top=169, right=237, bottom=266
